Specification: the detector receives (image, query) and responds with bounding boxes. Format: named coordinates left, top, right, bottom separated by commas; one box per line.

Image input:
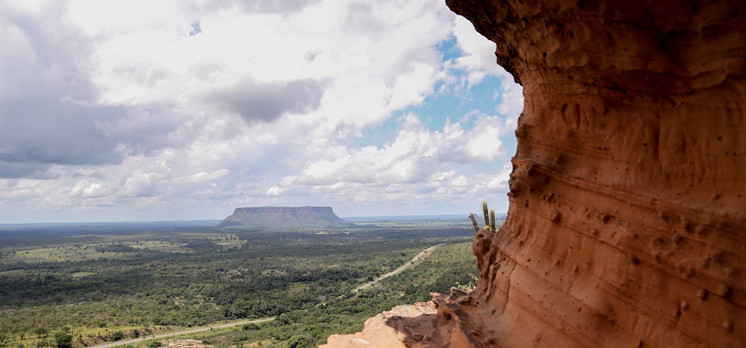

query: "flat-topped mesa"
left=217, top=206, right=348, bottom=228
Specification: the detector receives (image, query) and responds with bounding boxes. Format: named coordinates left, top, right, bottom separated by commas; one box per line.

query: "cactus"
left=471, top=202, right=498, bottom=233
left=490, top=209, right=496, bottom=231
left=482, top=202, right=490, bottom=228
left=469, top=214, right=480, bottom=232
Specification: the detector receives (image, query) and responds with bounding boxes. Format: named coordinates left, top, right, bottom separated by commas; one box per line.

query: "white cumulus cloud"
left=0, top=0, right=522, bottom=222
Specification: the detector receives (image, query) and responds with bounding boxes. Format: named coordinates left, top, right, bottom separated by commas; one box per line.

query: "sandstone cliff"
left=216, top=206, right=347, bottom=228
left=325, top=0, right=746, bottom=347
left=324, top=302, right=438, bottom=348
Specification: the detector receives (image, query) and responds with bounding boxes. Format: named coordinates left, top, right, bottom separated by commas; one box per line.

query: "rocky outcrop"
left=216, top=206, right=347, bottom=228
left=322, top=302, right=438, bottom=348
left=431, top=0, right=745, bottom=347
left=325, top=1, right=746, bottom=347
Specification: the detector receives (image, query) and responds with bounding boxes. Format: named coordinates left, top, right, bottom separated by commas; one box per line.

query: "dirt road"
left=87, top=317, right=274, bottom=348
left=342, top=243, right=443, bottom=298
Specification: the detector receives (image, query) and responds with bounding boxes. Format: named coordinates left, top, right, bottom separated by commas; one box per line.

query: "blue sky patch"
left=189, top=22, right=202, bottom=36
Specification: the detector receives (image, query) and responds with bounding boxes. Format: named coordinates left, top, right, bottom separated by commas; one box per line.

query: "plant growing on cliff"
left=482, top=202, right=490, bottom=227
left=490, top=209, right=496, bottom=231
left=469, top=214, right=480, bottom=232
left=472, top=202, right=497, bottom=233
left=455, top=274, right=479, bottom=291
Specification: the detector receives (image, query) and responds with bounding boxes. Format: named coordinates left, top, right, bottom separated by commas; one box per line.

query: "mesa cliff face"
left=217, top=206, right=347, bottom=228
left=325, top=1, right=745, bottom=347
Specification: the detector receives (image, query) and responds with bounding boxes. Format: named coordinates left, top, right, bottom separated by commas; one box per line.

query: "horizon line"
left=0, top=212, right=511, bottom=227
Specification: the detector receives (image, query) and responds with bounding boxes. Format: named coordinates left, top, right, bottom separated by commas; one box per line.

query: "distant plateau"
left=216, top=206, right=349, bottom=228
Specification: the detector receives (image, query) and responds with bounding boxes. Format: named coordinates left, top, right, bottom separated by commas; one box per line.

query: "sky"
left=0, top=0, right=523, bottom=223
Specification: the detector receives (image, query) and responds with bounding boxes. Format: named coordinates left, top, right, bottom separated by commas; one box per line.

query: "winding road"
left=342, top=243, right=443, bottom=298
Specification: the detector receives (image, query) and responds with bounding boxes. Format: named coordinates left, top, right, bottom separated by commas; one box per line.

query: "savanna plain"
left=0, top=218, right=484, bottom=348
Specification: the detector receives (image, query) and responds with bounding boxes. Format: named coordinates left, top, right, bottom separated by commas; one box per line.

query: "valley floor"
left=0, top=218, right=481, bottom=348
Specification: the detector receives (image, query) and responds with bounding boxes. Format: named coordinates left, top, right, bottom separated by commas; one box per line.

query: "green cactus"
left=482, top=202, right=490, bottom=228
left=469, top=213, right=480, bottom=232
left=490, top=209, right=496, bottom=231
left=471, top=202, right=498, bottom=233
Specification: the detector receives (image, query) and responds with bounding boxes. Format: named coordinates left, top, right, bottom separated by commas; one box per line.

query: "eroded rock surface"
left=321, top=302, right=437, bottom=348
left=326, top=0, right=745, bottom=347
left=440, top=0, right=745, bottom=346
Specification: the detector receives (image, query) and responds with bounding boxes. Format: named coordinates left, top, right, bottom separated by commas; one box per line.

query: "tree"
left=33, top=328, right=48, bottom=339
left=110, top=332, right=124, bottom=342
left=287, top=335, right=311, bottom=348
left=54, top=332, right=72, bottom=348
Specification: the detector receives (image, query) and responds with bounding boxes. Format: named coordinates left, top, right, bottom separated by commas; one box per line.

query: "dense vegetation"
left=189, top=242, right=478, bottom=347
left=0, top=219, right=481, bottom=348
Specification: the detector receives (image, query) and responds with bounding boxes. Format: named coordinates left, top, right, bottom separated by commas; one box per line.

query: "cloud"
left=0, top=0, right=523, bottom=222
left=266, top=186, right=283, bottom=196
left=206, top=77, right=326, bottom=124
left=0, top=101, right=126, bottom=176
left=0, top=3, right=216, bottom=178
left=281, top=112, right=507, bottom=187
left=0, top=4, right=131, bottom=177
left=473, top=162, right=512, bottom=193
left=0, top=161, right=55, bottom=179
left=190, top=0, right=323, bottom=15
left=71, top=181, right=111, bottom=198
left=451, top=15, right=500, bottom=85
left=343, top=2, right=385, bottom=35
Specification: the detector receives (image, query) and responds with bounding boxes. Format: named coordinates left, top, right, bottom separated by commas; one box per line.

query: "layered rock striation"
left=431, top=0, right=746, bottom=346
left=217, top=206, right=347, bottom=228
left=327, top=1, right=745, bottom=347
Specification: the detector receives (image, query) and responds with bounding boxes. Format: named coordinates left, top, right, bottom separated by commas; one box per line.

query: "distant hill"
left=216, top=206, right=348, bottom=228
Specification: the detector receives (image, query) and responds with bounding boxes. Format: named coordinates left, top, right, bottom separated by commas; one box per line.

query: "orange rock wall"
left=439, top=0, right=746, bottom=347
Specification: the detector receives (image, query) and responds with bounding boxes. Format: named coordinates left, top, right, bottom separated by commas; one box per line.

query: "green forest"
left=0, top=219, right=481, bottom=348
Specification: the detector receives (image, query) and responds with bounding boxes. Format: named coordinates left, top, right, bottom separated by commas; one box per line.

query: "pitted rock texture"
left=324, top=1, right=745, bottom=347
left=433, top=0, right=745, bottom=347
